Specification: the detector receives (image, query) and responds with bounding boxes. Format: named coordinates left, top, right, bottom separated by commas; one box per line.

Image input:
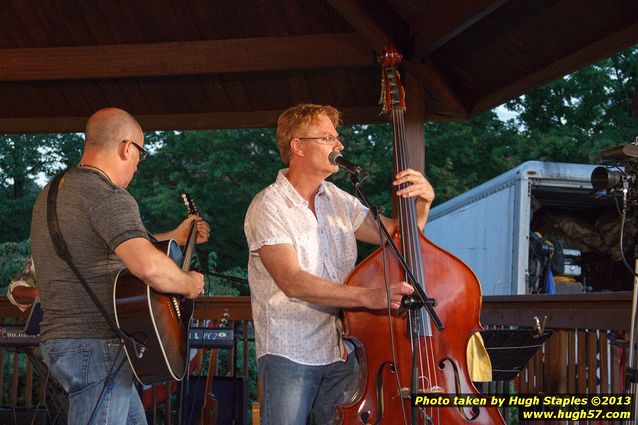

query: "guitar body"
left=113, top=239, right=194, bottom=384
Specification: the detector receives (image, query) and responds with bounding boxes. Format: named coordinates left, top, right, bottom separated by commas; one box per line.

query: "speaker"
left=181, top=376, right=248, bottom=425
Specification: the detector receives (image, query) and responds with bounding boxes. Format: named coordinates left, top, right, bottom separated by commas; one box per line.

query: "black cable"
left=617, top=200, right=638, bottom=279
left=84, top=344, right=126, bottom=425
left=193, top=268, right=249, bottom=286
left=30, top=366, right=50, bottom=425
left=609, top=184, right=638, bottom=425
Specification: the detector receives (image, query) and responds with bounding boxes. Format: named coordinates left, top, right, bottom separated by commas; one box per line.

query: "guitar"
left=199, top=311, right=230, bottom=425
left=113, top=193, right=200, bottom=384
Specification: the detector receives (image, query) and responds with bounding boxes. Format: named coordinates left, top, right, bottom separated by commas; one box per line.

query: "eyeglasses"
left=122, top=140, right=148, bottom=162
left=296, top=135, right=344, bottom=145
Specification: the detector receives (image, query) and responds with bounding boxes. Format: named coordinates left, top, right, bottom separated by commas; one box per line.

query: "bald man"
left=30, top=108, right=209, bottom=425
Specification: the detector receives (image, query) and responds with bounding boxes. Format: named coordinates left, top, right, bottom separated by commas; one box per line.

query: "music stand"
left=23, top=298, right=43, bottom=335
left=480, top=329, right=553, bottom=381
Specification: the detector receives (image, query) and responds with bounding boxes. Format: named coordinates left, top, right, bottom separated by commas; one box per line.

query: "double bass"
left=337, top=46, right=506, bottom=425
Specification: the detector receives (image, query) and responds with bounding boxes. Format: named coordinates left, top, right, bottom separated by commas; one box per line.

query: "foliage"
left=425, top=112, right=523, bottom=202
left=1, top=352, right=36, bottom=406
left=0, top=240, right=30, bottom=293
left=0, top=132, right=84, bottom=242
left=506, top=46, right=638, bottom=163
left=0, top=184, right=39, bottom=242
left=128, top=128, right=281, bottom=272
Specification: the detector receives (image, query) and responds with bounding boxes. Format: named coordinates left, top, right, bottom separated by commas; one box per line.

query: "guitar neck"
left=180, top=193, right=200, bottom=272
left=181, top=221, right=198, bottom=272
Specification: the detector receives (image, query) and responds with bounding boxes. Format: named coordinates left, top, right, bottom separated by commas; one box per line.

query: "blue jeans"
left=41, top=338, right=147, bottom=425
left=258, top=352, right=359, bottom=425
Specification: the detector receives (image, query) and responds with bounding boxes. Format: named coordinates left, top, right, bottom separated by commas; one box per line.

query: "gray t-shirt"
left=30, top=167, right=149, bottom=341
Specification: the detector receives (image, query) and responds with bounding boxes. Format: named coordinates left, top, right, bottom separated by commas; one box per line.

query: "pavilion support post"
left=405, top=71, right=426, bottom=174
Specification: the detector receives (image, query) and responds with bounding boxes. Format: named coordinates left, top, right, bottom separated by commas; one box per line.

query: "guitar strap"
left=46, top=171, right=146, bottom=354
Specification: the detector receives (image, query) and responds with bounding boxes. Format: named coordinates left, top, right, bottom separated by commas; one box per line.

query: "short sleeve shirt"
left=30, top=167, right=149, bottom=341
left=244, top=169, right=369, bottom=365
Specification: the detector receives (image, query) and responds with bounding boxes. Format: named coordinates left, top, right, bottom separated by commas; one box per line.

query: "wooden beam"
left=326, top=0, right=468, bottom=116
left=138, top=111, right=280, bottom=131
left=0, top=106, right=385, bottom=133
left=471, top=21, right=638, bottom=115
left=326, top=0, right=399, bottom=52
left=404, top=61, right=469, bottom=116
left=411, top=0, right=507, bottom=60
left=481, top=292, right=632, bottom=331
left=194, top=296, right=252, bottom=321
left=0, top=34, right=374, bottom=81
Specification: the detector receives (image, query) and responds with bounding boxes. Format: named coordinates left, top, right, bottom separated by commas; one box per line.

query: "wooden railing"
left=138, top=296, right=256, bottom=425
left=0, top=292, right=634, bottom=424
left=0, top=298, right=37, bottom=415
left=481, top=292, right=631, bottom=332
left=0, top=296, right=255, bottom=425
left=481, top=292, right=632, bottom=424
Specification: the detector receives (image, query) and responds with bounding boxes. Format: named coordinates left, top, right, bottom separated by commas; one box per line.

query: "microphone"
left=328, top=152, right=368, bottom=177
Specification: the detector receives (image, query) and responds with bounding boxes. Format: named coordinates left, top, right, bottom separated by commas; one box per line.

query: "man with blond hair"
left=244, top=103, right=434, bottom=424
left=30, top=107, right=210, bottom=425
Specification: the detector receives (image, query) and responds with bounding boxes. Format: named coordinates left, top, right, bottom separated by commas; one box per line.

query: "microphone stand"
left=347, top=170, right=443, bottom=425
left=613, top=182, right=638, bottom=425
left=626, top=253, right=638, bottom=425
left=348, top=171, right=443, bottom=330
left=611, top=181, right=638, bottom=425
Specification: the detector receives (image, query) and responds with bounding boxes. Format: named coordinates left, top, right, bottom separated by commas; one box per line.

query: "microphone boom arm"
left=329, top=152, right=369, bottom=177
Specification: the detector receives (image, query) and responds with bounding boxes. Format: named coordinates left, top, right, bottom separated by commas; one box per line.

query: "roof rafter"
left=325, top=0, right=400, bottom=51
left=326, top=0, right=469, bottom=116
left=0, top=33, right=374, bottom=81
left=471, top=20, right=638, bottom=114
left=404, top=61, right=468, bottom=117
left=0, top=106, right=385, bottom=134
left=411, top=0, right=507, bottom=60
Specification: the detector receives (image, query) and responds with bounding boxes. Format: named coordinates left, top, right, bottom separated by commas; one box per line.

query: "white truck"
left=425, top=161, right=630, bottom=295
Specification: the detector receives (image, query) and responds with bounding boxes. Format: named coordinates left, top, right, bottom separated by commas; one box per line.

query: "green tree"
left=0, top=132, right=84, bottom=242
left=506, top=46, right=638, bottom=163
left=129, top=128, right=281, bottom=272
left=329, top=124, right=394, bottom=210
left=0, top=240, right=30, bottom=293
left=0, top=134, right=48, bottom=242
left=425, top=111, right=522, bottom=202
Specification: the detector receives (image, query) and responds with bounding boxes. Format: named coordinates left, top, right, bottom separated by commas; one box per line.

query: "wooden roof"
left=1, top=0, right=637, bottom=133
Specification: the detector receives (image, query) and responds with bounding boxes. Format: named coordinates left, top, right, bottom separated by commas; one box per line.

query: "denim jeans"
left=258, top=352, right=359, bottom=425
left=41, top=338, right=147, bottom=425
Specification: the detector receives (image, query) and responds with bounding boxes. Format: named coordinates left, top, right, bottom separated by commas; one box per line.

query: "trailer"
left=425, top=161, right=632, bottom=295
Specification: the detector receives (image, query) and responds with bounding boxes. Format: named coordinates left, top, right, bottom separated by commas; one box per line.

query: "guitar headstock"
left=377, top=44, right=405, bottom=114
left=221, top=311, right=230, bottom=328
left=182, top=193, right=199, bottom=217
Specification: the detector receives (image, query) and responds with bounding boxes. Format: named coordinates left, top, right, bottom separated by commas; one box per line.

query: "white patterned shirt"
left=244, top=169, right=369, bottom=365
